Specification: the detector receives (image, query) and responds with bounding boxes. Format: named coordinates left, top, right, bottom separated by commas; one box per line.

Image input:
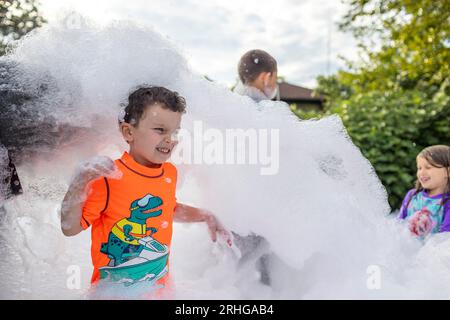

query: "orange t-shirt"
left=81, top=151, right=177, bottom=287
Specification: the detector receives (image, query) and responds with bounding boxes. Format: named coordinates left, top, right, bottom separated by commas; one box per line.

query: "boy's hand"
left=61, top=156, right=121, bottom=237
left=75, top=156, right=121, bottom=185
left=204, top=212, right=232, bottom=246
left=173, top=204, right=233, bottom=246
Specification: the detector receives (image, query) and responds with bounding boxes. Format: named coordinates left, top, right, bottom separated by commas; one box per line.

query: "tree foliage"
left=0, top=0, right=46, bottom=55
left=312, top=0, right=450, bottom=209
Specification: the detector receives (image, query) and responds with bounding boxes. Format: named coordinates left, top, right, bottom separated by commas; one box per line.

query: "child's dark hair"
left=119, top=86, right=186, bottom=127
left=407, top=145, right=450, bottom=208
left=238, top=49, right=277, bottom=84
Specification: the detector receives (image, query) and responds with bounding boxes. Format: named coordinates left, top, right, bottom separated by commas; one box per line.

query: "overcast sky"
left=39, top=0, right=358, bottom=88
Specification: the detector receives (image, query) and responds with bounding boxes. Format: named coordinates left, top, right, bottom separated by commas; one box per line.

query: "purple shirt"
left=398, top=189, right=450, bottom=233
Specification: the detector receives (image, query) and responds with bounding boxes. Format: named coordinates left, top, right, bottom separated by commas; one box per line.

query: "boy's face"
left=122, top=103, right=181, bottom=166
left=263, top=70, right=278, bottom=99
left=265, top=71, right=278, bottom=90
left=252, top=70, right=278, bottom=99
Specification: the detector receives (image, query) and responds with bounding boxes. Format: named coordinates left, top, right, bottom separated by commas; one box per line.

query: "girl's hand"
left=204, top=212, right=232, bottom=246
left=409, top=209, right=433, bottom=237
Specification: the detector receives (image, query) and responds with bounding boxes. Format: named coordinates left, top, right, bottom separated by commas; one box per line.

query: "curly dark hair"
left=120, top=86, right=186, bottom=127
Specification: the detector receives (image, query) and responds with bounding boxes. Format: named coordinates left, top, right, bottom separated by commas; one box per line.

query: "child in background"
left=61, top=86, right=230, bottom=289
left=398, top=145, right=450, bottom=237
left=233, top=49, right=279, bottom=102
left=231, top=49, right=281, bottom=286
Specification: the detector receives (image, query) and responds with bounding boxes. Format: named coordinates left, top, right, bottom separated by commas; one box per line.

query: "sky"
left=38, top=0, right=359, bottom=88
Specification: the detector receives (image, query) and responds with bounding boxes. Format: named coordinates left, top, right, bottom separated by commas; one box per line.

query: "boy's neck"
left=129, top=150, right=162, bottom=169
left=234, top=82, right=267, bottom=102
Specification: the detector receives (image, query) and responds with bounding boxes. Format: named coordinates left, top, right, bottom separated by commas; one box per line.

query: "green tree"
left=0, top=0, right=46, bottom=56
left=312, top=0, right=450, bottom=209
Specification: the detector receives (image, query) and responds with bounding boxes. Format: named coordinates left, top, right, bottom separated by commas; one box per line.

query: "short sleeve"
left=81, top=177, right=108, bottom=230
left=166, top=162, right=178, bottom=202
left=173, top=166, right=178, bottom=202
left=439, top=200, right=450, bottom=232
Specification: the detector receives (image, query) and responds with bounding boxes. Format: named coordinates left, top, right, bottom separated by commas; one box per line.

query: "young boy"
left=232, top=49, right=282, bottom=286
left=61, top=86, right=230, bottom=288
left=233, top=49, right=279, bottom=102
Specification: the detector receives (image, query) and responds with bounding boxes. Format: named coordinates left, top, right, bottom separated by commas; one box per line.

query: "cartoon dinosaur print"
left=100, top=194, right=163, bottom=266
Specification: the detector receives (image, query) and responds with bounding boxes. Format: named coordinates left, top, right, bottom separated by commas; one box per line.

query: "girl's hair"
left=406, top=145, right=450, bottom=209
left=238, top=49, right=277, bottom=84
left=119, top=85, right=186, bottom=127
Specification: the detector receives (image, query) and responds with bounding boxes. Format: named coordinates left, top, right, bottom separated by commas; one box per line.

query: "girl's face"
left=416, top=156, right=450, bottom=195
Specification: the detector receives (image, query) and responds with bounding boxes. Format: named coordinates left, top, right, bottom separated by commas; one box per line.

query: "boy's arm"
left=174, top=203, right=209, bottom=223
left=174, top=203, right=231, bottom=245
left=61, top=176, right=91, bottom=236
left=60, top=156, right=119, bottom=237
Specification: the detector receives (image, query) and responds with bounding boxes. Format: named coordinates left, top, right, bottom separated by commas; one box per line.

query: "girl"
left=399, top=145, right=450, bottom=237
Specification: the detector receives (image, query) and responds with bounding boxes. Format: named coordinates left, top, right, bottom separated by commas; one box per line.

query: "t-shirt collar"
left=120, top=151, right=164, bottom=177
left=423, top=189, right=446, bottom=199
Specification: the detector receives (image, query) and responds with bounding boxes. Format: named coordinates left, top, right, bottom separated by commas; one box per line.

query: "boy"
left=232, top=49, right=281, bottom=286
left=233, top=49, right=279, bottom=102
left=61, top=86, right=230, bottom=288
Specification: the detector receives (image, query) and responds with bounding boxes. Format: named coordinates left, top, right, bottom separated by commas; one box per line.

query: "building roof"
left=278, top=81, right=325, bottom=102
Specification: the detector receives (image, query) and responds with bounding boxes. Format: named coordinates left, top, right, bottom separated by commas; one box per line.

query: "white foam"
left=1, top=13, right=449, bottom=299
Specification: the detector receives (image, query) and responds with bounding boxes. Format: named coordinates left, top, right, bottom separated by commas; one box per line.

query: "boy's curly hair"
left=120, top=86, right=186, bottom=127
